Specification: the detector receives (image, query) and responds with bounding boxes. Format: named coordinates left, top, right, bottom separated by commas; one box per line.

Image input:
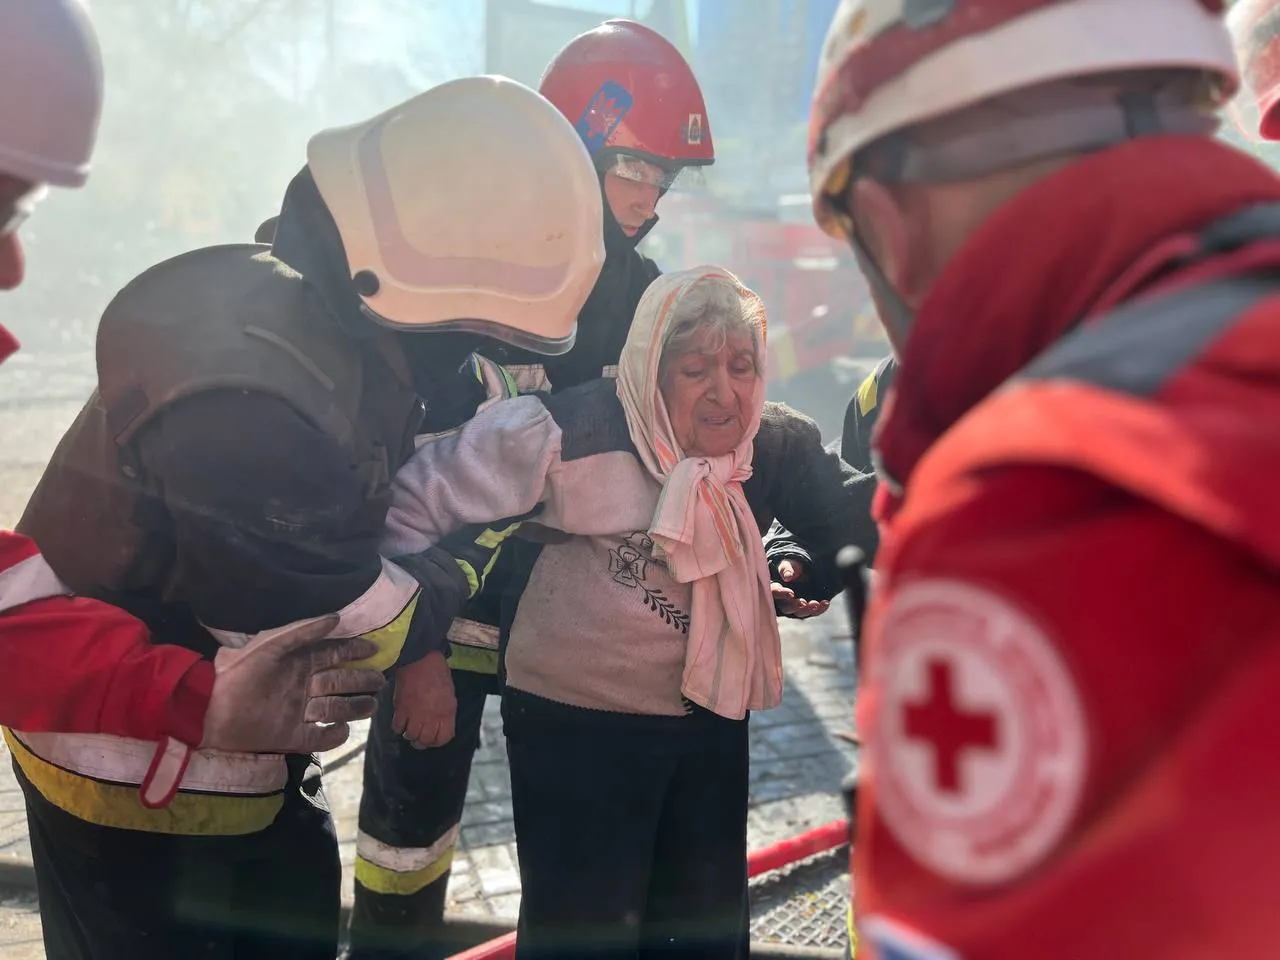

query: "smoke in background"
left=3, top=0, right=484, bottom=355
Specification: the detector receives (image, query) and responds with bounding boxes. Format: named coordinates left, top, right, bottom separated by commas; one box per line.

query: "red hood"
left=876, top=135, right=1280, bottom=494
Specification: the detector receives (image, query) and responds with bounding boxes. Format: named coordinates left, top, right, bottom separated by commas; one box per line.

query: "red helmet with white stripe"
left=808, top=0, right=1239, bottom=239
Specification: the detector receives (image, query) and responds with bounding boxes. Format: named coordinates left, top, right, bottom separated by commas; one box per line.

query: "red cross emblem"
left=872, top=580, right=1087, bottom=885
left=903, top=658, right=998, bottom=795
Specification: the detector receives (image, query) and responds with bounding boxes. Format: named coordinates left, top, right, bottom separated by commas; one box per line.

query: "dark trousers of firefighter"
left=16, top=756, right=340, bottom=960
left=348, top=666, right=498, bottom=960
left=503, top=688, right=750, bottom=960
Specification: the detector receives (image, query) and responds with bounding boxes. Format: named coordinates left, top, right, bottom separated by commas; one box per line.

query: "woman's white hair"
left=658, top=268, right=766, bottom=378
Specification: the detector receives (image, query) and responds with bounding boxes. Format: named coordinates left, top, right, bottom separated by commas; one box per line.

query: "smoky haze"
left=0, top=0, right=888, bottom=528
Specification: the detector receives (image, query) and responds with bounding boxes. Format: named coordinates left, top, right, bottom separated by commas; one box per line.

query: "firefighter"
left=347, top=22, right=718, bottom=959
left=0, top=0, right=387, bottom=742
left=12, top=75, right=605, bottom=960
left=842, top=356, right=895, bottom=478
left=809, top=1, right=1280, bottom=958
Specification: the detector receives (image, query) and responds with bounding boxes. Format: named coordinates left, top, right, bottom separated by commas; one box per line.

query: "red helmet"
left=539, top=19, right=714, bottom=173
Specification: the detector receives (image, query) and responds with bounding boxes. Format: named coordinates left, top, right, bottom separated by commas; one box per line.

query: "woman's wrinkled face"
left=660, top=327, right=759, bottom=458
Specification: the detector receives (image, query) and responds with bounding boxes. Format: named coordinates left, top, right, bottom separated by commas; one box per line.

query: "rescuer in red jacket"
left=0, top=0, right=383, bottom=749
left=808, top=2, right=1280, bottom=958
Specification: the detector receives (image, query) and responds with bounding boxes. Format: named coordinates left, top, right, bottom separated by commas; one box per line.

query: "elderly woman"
left=384, top=266, right=860, bottom=958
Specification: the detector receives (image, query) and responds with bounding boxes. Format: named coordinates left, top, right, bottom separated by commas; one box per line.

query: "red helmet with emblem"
left=539, top=19, right=714, bottom=176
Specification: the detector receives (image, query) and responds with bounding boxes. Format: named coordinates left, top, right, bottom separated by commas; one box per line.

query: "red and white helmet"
left=808, top=0, right=1239, bottom=238
left=1227, top=0, right=1280, bottom=141
left=540, top=19, right=713, bottom=190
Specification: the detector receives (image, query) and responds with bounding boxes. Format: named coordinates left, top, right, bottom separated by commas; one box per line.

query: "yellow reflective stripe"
left=480, top=551, right=501, bottom=591
left=855, top=370, right=879, bottom=417
left=500, top=367, right=519, bottom=397
left=472, top=355, right=520, bottom=402
left=456, top=559, right=480, bottom=598
left=347, top=592, right=418, bottom=672
left=847, top=902, right=858, bottom=957
left=475, top=521, right=520, bottom=550
left=356, top=848, right=454, bottom=896
left=354, top=825, right=461, bottom=896
left=4, top=729, right=283, bottom=836
left=448, top=642, right=499, bottom=676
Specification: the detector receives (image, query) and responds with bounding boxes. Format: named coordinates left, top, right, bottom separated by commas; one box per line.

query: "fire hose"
left=447, top=818, right=853, bottom=959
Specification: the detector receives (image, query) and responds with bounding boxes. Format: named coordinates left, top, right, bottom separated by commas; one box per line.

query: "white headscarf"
left=616, top=266, right=783, bottom=720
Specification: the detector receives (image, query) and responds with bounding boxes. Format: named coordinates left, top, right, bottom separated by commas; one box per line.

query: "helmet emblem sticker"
left=576, top=80, right=634, bottom=154
left=686, top=113, right=704, bottom=145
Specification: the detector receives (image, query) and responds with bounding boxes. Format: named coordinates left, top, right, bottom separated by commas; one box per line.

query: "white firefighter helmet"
left=0, top=0, right=103, bottom=189
left=307, top=75, right=605, bottom=355
left=808, top=0, right=1239, bottom=238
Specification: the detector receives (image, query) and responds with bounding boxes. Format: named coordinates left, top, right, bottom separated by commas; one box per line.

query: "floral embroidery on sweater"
left=607, top=532, right=690, bottom=634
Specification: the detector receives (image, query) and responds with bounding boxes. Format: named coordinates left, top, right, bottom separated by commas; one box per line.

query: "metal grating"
left=748, top=848, right=850, bottom=950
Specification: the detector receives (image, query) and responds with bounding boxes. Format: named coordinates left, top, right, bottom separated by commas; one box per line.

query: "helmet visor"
left=607, top=152, right=706, bottom=192
left=364, top=308, right=578, bottom=357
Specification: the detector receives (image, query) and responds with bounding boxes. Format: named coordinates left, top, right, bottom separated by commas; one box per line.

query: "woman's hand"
left=771, top=558, right=830, bottom=619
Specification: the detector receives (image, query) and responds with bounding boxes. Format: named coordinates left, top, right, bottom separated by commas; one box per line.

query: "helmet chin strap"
left=848, top=229, right=913, bottom=357
left=841, top=86, right=1213, bottom=360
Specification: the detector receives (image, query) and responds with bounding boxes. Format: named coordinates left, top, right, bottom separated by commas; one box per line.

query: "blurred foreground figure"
left=0, top=2, right=379, bottom=751
left=809, top=1, right=1280, bottom=957
left=13, top=75, right=604, bottom=959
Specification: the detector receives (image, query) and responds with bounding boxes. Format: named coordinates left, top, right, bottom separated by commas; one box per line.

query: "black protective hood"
left=269, top=167, right=373, bottom=341
left=269, top=167, right=482, bottom=398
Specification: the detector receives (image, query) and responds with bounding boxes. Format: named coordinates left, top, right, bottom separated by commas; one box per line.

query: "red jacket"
left=856, top=137, right=1280, bottom=960
left=0, top=327, right=211, bottom=744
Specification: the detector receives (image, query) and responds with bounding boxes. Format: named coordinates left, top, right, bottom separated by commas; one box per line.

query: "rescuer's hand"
left=771, top=558, right=831, bottom=619
left=202, top=615, right=386, bottom=754
left=392, top=649, right=457, bottom=749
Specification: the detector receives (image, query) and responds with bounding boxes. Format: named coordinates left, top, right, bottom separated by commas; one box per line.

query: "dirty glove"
left=140, top=615, right=385, bottom=809
left=202, top=614, right=385, bottom=753
left=392, top=649, right=456, bottom=749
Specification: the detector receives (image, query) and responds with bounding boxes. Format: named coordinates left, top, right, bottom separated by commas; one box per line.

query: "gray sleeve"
left=382, top=396, right=563, bottom=557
